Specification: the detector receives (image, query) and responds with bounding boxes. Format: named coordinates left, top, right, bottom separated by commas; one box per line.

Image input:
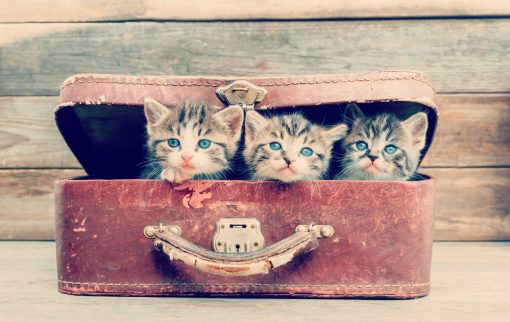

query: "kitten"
left=243, top=111, right=347, bottom=182
left=337, top=103, right=428, bottom=181
left=141, top=99, right=244, bottom=183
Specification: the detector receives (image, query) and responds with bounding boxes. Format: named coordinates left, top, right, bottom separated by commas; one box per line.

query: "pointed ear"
left=402, top=112, right=428, bottom=150
left=144, top=98, right=170, bottom=129
left=244, top=110, right=269, bottom=144
left=343, top=103, right=364, bottom=124
left=322, top=123, right=348, bottom=143
left=213, top=105, right=245, bottom=142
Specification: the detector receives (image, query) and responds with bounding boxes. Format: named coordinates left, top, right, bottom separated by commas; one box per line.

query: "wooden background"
left=0, top=1, right=509, bottom=241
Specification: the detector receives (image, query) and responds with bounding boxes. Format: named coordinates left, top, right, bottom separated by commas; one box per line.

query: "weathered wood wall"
left=0, top=2, right=509, bottom=240
left=2, top=20, right=510, bottom=95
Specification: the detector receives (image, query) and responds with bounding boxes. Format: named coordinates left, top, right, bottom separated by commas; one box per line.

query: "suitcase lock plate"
left=212, top=218, right=265, bottom=253
left=216, top=80, right=267, bottom=110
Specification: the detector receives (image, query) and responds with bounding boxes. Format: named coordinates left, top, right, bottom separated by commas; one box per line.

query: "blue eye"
left=269, top=142, right=282, bottom=151
left=300, top=147, right=313, bottom=157
left=167, top=138, right=180, bottom=148
left=356, top=141, right=368, bottom=150
left=384, top=145, right=398, bottom=154
left=198, top=139, right=211, bottom=149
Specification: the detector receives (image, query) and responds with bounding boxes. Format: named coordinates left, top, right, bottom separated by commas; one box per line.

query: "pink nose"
left=284, top=157, right=295, bottom=165
left=181, top=155, right=193, bottom=162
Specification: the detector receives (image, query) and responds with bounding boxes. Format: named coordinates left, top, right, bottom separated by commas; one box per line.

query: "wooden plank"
left=0, top=169, right=85, bottom=240
left=1, top=241, right=509, bottom=321
left=2, top=1, right=510, bottom=22
left=421, top=94, right=510, bottom=167
left=1, top=168, right=509, bottom=241
left=0, top=97, right=80, bottom=168
left=425, top=168, right=510, bottom=241
left=1, top=95, right=509, bottom=168
left=1, top=20, right=509, bottom=96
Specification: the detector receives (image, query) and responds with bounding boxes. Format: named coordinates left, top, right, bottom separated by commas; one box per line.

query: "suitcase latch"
left=216, top=80, right=267, bottom=110
left=212, top=218, right=265, bottom=253
left=144, top=220, right=334, bottom=255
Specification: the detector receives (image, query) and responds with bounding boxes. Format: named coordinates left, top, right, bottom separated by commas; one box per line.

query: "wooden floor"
left=0, top=242, right=508, bottom=321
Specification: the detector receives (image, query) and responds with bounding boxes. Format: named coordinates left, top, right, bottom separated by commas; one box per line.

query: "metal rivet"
left=254, top=242, right=259, bottom=247
left=144, top=226, right=156, bottom=238
left=221, top=225, right=225, bottom=229
left=217, top=242, right=222, bottom=246
left=320, top=226, right=333, bottom=238
left=295, top=225, right=307, bottom=233
left=251, top=224, right=255, bottom=229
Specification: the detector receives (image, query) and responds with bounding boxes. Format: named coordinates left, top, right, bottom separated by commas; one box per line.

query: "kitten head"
left=339, top=103, right=428, bottom=181
left=243, top=111, right=347, bottom=182
left=144, top=99, right=244, bottom=179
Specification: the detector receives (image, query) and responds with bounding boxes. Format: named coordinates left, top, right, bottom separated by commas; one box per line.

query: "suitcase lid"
left=55, top=71, right=438, bottom=178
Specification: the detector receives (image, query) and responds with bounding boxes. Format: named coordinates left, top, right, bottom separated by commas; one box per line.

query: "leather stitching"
left=60, top=74, right=434, bottom=90
left=58, top=280, right=429, bottom=289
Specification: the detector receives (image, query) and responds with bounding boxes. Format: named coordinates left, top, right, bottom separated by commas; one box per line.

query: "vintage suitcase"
left=55, top=71, right=437, bottom=298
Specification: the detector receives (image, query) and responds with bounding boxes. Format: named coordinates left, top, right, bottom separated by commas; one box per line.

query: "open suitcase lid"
left=55, top=71, right=438, bottom=178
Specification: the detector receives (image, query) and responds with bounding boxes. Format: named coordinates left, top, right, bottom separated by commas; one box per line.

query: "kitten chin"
left=336, top=103, right=428, bottom=181
left=243, top=111, right=347, bottom=183
left=140, top=99, right=244, bottom=183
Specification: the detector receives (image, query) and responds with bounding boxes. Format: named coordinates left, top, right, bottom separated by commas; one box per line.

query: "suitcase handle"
left=144, top=223, right=333, bottom=277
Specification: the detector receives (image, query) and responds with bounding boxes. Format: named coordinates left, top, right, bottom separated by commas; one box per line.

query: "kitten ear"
left=244, top=111, right=269, bottom=144
left=213, top=105, right=245, bottom=142
left=144, top=98, right=170, bottom=129
left=343, top=103, right=365, bottom=124
left=322, top=123, right=348, bottom=143
left=402, top=112, right=428, bottom=150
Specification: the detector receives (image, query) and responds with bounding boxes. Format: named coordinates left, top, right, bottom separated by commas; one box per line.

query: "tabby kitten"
left=141, top=99, right=244, bottom=183
left=243, top=111, right=347, bottom=182
left=337, top=103, right=428, bottom=181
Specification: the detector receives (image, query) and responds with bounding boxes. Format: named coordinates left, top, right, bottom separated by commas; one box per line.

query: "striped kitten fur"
left=337, top=103, right=428, bottom=181
left=141, top=99, right=244, bottom=183
left=243, top=111, right=347, bottom=182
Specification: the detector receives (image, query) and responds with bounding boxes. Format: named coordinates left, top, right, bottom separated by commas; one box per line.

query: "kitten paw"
left=161, top=168, right=191, bottom=184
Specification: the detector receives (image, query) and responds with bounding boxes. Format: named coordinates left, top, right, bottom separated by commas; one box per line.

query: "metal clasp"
left=216, top=80, right=267, bottom=110
left=212, top=218, right=265, bottom=253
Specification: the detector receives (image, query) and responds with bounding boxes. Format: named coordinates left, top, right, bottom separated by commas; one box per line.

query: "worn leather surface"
left=58, top=72, right=438, bottom=110
left=55, top=179, right=435, bottom=298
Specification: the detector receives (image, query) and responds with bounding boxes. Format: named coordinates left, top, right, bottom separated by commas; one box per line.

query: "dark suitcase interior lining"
left=56, top=102, right=436, bottom=179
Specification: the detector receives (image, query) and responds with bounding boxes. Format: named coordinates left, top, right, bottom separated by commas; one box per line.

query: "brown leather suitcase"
left=55, top=71, right=437, bottom=298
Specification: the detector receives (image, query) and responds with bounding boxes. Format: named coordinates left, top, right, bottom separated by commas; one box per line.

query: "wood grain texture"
left=1, top=20, right=510, bottom=95
left=1, top=168, right=509, bottom=241
left=2, top=0, right=510, bottom=22
left=0, top=169, right=85, bottom=240
left=1, top=241, right=509, bottom=321
left=425, top=168, right=510, bottom=241
left=0, top=97, right=80, bottom=168
left=421, top=94, right=510, bottom=167
left=1, top=95, right=509, bottom=168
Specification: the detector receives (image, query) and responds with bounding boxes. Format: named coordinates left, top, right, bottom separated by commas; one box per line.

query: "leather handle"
left=144, top=225, right=329, bottom=277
